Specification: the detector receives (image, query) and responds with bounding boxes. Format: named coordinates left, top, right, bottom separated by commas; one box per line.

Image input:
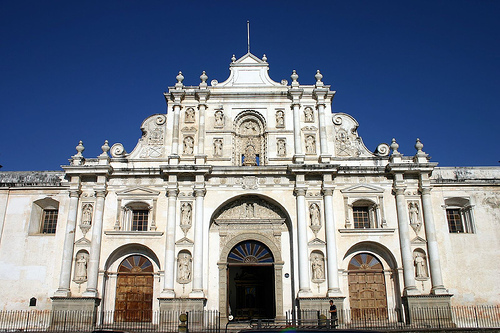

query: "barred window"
left=41, top=209, right=58, bottom=234
left=444, top=198, right=474, bottom=234
left=132, top=210, right=149, bottom=231
left=353, top=206, right=370, bottom=229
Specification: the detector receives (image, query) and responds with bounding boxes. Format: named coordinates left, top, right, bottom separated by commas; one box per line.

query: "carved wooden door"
left=348, top=254, right=387, bottom=320
left=114, top=255, right=153, bottom=322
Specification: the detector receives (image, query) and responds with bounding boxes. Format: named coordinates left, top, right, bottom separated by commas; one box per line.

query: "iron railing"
left=0, top=306, right=498, bottom=332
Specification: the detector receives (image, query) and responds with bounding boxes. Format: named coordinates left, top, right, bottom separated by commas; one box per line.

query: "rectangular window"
left=132, top=210, right=148, bottom=231
left=353, top=207, right=370, bottom=229
left=41, top=209, right=58, bottom=234
left=446, top=208, right=464, bottom=233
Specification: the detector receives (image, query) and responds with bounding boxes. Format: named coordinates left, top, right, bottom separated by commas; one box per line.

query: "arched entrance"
left=228, top=240, right=275, bottom=319
left=115, top=255, right=153, bottom=322
left=348, top=253, right=387, bottom=320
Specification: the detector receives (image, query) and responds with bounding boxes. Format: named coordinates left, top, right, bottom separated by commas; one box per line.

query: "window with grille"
left=353, top=206, right=370, bottom=229
left=41, top=209, right=58, bottom=234
left=132, top=210, right=149, bottom=231
left=445, top=198, right=474, bottom=234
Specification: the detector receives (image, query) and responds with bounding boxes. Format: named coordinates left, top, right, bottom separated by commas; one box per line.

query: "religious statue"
left=311, top=253, right=325, bottom=281
left=414, top=252, right=428, bottom=278
left=185, top=108, right=195, bottom=123
left=82, top=204, right=92, bottom=226
left=214, top=110, right=224, bottom=127
left=177, top=252, right=192, bottom=283
left=183, top=136, right=194, bottom=155
left=276, top=110, right=284, bottom=127
left=409, top=202, right=422, bottom=235
left=305, top=135, right=316, bottom=154
left=310, top=203, right=321, bottom=226
left=304, top=107, right=314, bottom=122
left=243, top=144, right=257, bottom=166
left=74, top=252, right=88, bottom=282
left=180, top=202, right=192, bottom=226
left=214, top=139, right=223, bottom=156
left=277, top=139, right=286, bottom=156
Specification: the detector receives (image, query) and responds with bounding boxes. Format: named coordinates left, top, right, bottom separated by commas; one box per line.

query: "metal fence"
left=0, top=310, right=220, bottom=332
left=0, top=306, right=498, bottom=332
left=287, top=306, right=500, bottom=330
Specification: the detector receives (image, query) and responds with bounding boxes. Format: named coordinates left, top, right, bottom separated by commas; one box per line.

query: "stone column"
left=196, top=71, right=209, bottom=164
left=322, top=187, right=341, bottom=296
left=288, top=70, right=304, bottom=163
left=295, top=187, right=312, bottom=296
left=169, top=72, right=185, bottom=161
left=83, top=189, right=106, bottom=297
left=54, top=186, right=81, bottom=297
left=313, top=72, right=331, bottom=162
left=190, top=188, right=206, bottom=298
left=420, top=187, right=447, bottom=294
left=394, top=187, right=419, bottom=296
left=161, top=187, right=178, bottom=297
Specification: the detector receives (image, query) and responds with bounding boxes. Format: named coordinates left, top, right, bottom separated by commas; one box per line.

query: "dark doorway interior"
left=228, top=265, right=275, bottom=320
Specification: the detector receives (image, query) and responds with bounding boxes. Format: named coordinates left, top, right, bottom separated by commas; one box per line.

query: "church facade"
left=0, top=52, right=498, bottom=322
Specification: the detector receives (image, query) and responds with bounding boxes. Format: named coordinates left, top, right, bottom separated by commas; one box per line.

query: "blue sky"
left=1, top=0, right=499, bottom=171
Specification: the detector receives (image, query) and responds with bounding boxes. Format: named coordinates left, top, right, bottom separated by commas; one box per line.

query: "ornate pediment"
left=411, top=236, right=427, bottom=245
left=341, top=184, right=384, bottom=194
left=117, top=187, right=160, bottom=197
left=214, top=196, right=286, bottom=221
left=308, top=237, right=326, bottom=246
left=176, top=237, right=194, bottom=245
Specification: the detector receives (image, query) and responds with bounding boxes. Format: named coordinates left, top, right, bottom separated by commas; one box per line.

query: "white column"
left=420, top=187, right=447, bottom=294
left=295, top=188, right=312, bottom=296
left=190, top=188, right=205, bottom=298
left=171, top=103, right=181, bottom=156
left=394, top=187, right=419, bottom=295
left=322, top=188, right=341, bottom=296
left=54, top=188, right=80, bottom=297
left=317, top=103, right=328, bottom=156
left=161, top=188, right=178, bottom=297
left=292, top=103, right=302, bottom=156
left=197, top=103, right=206, bottom=155
left=84, top=189, right=106, bottom=297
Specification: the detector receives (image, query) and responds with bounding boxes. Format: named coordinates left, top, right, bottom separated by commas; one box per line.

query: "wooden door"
left=114, top=255, right=153, bottom=322
left=348, top=254, right=387, bottom=320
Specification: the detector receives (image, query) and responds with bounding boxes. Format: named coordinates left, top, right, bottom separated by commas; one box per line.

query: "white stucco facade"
left=0, top=53, right=498, bottom=319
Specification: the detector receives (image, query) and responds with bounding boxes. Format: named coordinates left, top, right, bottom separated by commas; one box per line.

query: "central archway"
left=228, top=240, right=275, bottom=319
left=213, top=195, right=290, bottom=321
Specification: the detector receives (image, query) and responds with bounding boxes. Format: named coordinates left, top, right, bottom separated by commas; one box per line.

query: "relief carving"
left=215, top=196, right=285, bottom=220
left=214, top=110, right=224, bottom=127
left=177, top=251, right=192, bottom=284
left=277, top=139, right=286, bottom=156
left=185, top=107, right=195, bottom=123
left=335, top=128, right=360, bottom=157
left=304, top=107, right=314, bottom=122
left=276, top=110, right=285, bottom=128
left=408, top=202, right=422, bottom=235
left=180, top=202, right=192, bottom=236
left=311, top=251, right=325, bottom=282
left=80, top=203, right=93, bottom=237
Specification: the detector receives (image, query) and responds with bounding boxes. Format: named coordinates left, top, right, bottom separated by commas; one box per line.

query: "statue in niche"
left=74, top=252, right=88, bottom=282
left=277, top=139, right=286, bottom=156
left=82, top=204, right=93, bottom=226
left=185, top=108, right=195, bottom=123
left=305, top=135, right=316, bottom=154
left=304, top=107, right=314, bottom=122
left=276, top=110, right=285, bottom=127
left=311, top=253, right=325, bottom=281
left=214, top=110, right=224, bottom=127
left=243, top=144, right=257, bottom=166
left=310, top=203, right=321, bottom=226
left=409, top=202, right=421, bottom=234
left=177, top=252, right=192, bottom=283
left=414, top=252, right=428, bottom=278
left=214, top=139, right=223, bottom=156
left=180, top=202, right=192, bottom=227
left=183, top=136, right=194, bottom=155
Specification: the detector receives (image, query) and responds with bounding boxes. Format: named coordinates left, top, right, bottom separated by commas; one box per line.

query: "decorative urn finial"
left=262, top=54, right=267, bottom=62
left=75, top=141, right=85, bottom=157
left=315, top=70, right=324, bottom=87
left=415, top=138, right=424, bottom=154
left=291, top=70, right=299, bottom=87
left=175, top=71, right=184, bottom=89
left=100, top=140, right=110, bottom=156
left=231, top=54, right=236, bottom=62
left=390, top=138, right=400, bottom=154
left=200, top=71, right=208, bottom=88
